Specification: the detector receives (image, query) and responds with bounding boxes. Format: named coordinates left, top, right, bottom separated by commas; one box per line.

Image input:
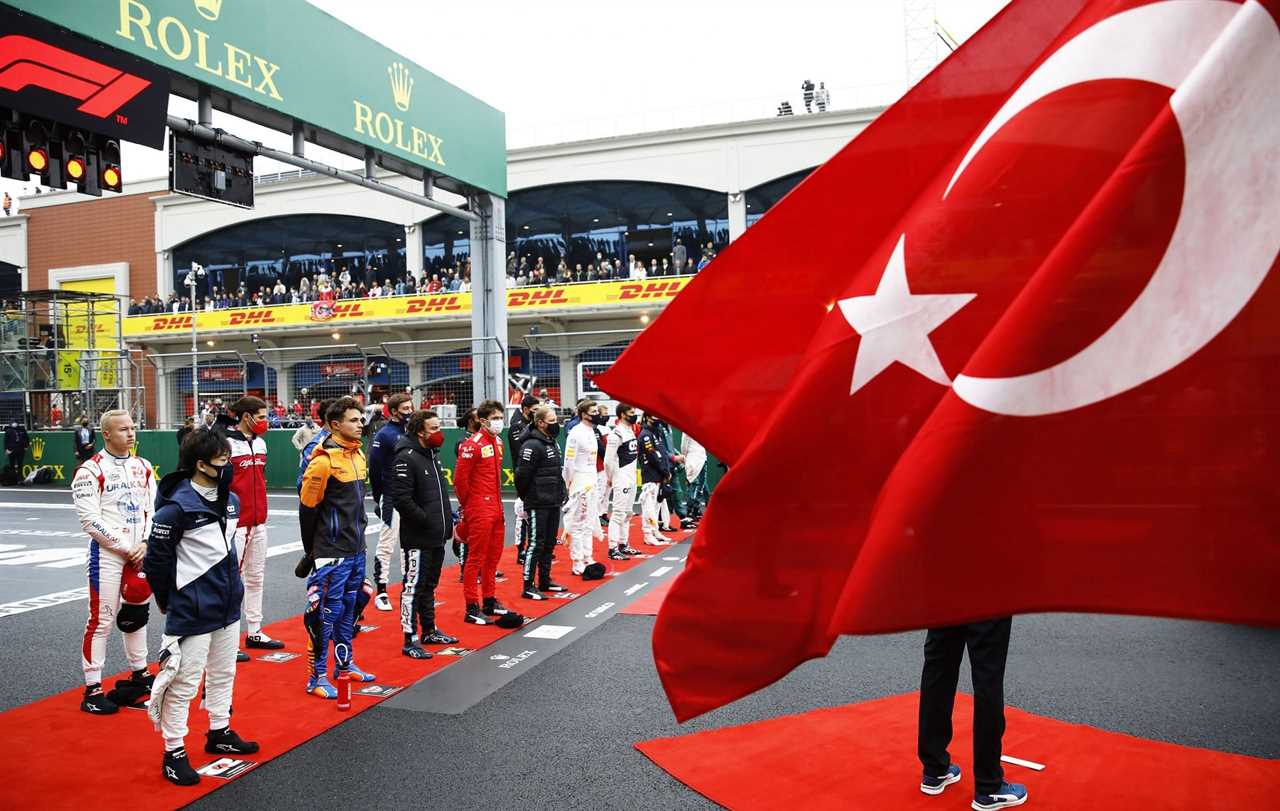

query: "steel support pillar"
left=469, top=193, right=507, bottom=405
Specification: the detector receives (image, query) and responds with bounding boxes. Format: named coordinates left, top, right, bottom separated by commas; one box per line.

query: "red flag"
left=597, top=0, right=1280, bottom=722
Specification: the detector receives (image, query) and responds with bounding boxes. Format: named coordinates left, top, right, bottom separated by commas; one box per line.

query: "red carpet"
left=620, top=577, right=675, bottom=615
left=0, top=518, right=686, bottom=810
left=636, top=692, right=1279, bottom=810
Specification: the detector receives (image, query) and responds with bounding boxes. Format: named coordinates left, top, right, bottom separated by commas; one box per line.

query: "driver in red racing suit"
left=453, top=400, right=508, bottom=625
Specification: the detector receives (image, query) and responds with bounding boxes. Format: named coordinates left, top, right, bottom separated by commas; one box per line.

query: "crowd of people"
left=127, top=237, right=721, bottom=317
left=68, top=391, right=709, bottom=787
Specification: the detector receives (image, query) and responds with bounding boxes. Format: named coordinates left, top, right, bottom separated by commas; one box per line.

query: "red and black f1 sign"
left=0, top=7, right=168, bottom=148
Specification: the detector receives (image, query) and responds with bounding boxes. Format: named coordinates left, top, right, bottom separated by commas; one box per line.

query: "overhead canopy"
left=8, top=0, right=507, bottom=197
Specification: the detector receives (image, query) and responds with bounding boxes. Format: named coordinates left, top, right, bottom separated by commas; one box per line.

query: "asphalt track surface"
left=1, top=488, right=1277, bottom=809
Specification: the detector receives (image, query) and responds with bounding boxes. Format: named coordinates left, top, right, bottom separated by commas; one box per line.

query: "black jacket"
left=388, top=435, right=453, bottom=549
left=515, top=427, right=567, bottom=509
left=507, top=409, right=531, bottom=461
left=144, top=472, right=244, bottom=636
left=4, top=425, right=28, bottom=454
left=638, top=425, right=671, bottom=484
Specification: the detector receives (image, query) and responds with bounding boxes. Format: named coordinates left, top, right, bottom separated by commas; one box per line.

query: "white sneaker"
left=374, top=592, right=392, bottom=611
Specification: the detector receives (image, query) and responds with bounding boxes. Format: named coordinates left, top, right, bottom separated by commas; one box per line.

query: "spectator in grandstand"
left=659, top=258, right=672, bottom=276
left=448, top=274, right=462, bottom=292
left=802, top=79, right=816, bottom=113
left=612, top=258, right=625, bottom=279
left=145, top=428, right=259, bottom=786
left=697, top=251, right=713, bottom=271
left=815, top=81, right=830, bottom=112
left=427, top=274, right=442, bottom=293
left=299, top=274, right=311, bottom=299
left=673, top=239, right=687, bottom=273
left=381, top=279, right=394, bottom=297
left=649, top=258, right=660, bottom=277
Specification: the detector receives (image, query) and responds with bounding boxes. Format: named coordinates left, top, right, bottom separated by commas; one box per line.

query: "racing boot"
left=245, top=632, right=285, bottom=650
left=162, top=747, right=201, bottom=786
left=522, top=583, right=546, bottom=601
left=402, top=643, right=432, bottom=659
left=421, top=628, right=458, bottom=645
left=306, top=675, right=338, bottom=699
left=540, top=582, right=568, bottom=593
left=80, top=683, right=118, bottom=715
left=464, top=603, right=489, bottom=624
left=482, top=597, right=510, bottom=616
left=129, top=667, right=155, bottom=690
left=205, top=727, right=260, bottom=755
left=339, top=662, right=377, bottom=683
left=608, top=547, right=629, bottom=561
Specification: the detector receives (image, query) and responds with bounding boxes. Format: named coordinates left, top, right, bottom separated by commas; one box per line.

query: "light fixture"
left=647, top=242, right=654, bottom=247
left=206, top=340, right=215, bottom=347
left=639, top=313, right=650, bottom=324
left=666, top=212, right=673, bottom=216
left=331, top=331, right=341, bottom=340
left=592, top=218, right=599, bottom=223
left=65, top=156, right=86, bottom=181
left=457, top=230, right=464, bottom=235
left=522, top=225, right=530, bottom=230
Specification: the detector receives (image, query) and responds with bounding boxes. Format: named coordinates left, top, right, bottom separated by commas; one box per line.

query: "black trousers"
left=400, top=546, right=445, bottom=637
left=918, top=617, right=1013, bottom=795
left=522, top=506, right=559, bottom=589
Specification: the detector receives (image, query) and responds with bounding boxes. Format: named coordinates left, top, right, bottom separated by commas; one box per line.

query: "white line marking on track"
left=523, top=624, right=575, bottom=640
left=623, top=582, right=648, bottom=596
left=0, top=587, right=88, bottom=618
left=1001, top=755, right=1046, bottom=771
left=649, top=566, right=673, bottom=577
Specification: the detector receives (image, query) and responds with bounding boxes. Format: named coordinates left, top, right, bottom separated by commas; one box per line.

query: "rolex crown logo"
left=194, top=0, right=223, bottom=21
left=31, top=436, right=44, bottom=461
left=388, top=61, right=414, bottom=112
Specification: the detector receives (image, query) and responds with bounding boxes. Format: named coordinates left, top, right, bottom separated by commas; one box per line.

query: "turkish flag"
left=597, top=0, right=1280, bottom=721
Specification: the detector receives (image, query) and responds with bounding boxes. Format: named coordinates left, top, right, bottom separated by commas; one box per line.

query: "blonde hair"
left=99, top=409, right=130, bottom=433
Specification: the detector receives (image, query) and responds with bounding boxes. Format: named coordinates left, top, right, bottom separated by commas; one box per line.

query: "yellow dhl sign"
left=124, top=279, right=690, bottom=337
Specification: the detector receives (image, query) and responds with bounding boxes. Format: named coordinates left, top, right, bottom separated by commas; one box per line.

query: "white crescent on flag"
left=948, top=0, right=1280, bottom=416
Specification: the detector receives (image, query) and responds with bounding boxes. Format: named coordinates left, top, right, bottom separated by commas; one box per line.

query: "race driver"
left=299, top=397, right=377, bottom=698
left=225, top=396, right=285, bottom=657
left=71, top=409, right=157, bottom=714
left=604, top=403, right=643, bottom=559
left=562, top=400, right=601, bottom=575
left=454, top=399, right=508, bottom=624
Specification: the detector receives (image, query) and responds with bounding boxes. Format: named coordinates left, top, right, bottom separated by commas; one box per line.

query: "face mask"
left=624, top=414, right=638, bottom=425
left=488, top=418, right=505, bottom=434
left=590, top=414, right=608, bottom=427
left=425, top=431, right=444, bottom=449
left=249, top=417, right=269, bottom=436
left=202, top=461, right=231, bottom=487
left=544, top=422, right=561, bottom=438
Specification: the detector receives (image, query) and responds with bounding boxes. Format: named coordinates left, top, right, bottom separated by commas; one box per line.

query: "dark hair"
left=615, top=402, right=633, bottom=417
left=230, top=395, right=268, bottom=417
left=476, top=399, right=503, bottom=420
left=179, top=427, right=230, bottom=474
left=462, top=408, right=479, bottom=433
left=405, top=409, right=439, bottom=437
left=520, top=394, right=539, bottom=409
left=387, top=392, right=412, bottom=412
left=325, top=396, right=362, bottom=426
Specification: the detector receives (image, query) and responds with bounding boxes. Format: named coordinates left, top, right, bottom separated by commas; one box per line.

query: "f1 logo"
left=0, top=35, right=151, bottom=119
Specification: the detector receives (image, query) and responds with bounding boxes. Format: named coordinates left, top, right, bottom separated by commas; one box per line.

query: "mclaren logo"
left=0, top=35, right=152, bottom=118
left=194, top=0, right=222, bottom=21
left=388, top=61, right=413, bottom=112
left=30, top=437, right=44, bottom=462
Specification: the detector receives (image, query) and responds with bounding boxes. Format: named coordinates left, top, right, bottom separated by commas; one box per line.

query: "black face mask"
left=624, top=414, right=638, bottom=425
left=543, top=422, right=561, bottom=438
left=590, top=414, right=608, bottom=427
left=200, top=462, right=232, bottom=488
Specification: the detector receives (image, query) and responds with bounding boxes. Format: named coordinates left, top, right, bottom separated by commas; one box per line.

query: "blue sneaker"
left=921, top=764, right=962, bottom=795
left=306, top=676, right=337, bottom=699
left=337, top=662, right=377, bottom=683
left=972, top=783, right=1028, bottom=810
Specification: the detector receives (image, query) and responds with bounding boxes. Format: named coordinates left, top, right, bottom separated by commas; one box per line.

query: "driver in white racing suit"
left=562, top=401, right=601, bottom=575
left=604, top=403, right=643, bottom=560
left=71, top=409, right=157, bottom=714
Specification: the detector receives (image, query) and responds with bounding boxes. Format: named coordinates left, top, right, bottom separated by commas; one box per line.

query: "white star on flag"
left=838, top=234, right=976, bottom=395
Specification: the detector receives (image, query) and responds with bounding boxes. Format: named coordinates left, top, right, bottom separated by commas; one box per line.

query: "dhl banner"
left=61, top=278, right=120, bottom=389
left=124, top=278, right=690, bottom=338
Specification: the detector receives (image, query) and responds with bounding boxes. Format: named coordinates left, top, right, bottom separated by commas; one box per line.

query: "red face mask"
left=426, top=431, right=444, bottom=449
left=250, top=417, right=269, bottom=436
